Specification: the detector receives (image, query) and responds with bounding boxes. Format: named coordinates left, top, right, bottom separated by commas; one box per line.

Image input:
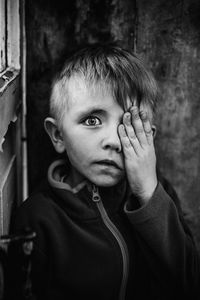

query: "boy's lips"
left=95, top=159, right=122, bottom=170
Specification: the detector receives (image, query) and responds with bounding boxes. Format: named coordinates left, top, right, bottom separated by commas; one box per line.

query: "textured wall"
left=26, top=0, right=200, bottom=251
left=136, top=0, right=200, bottom=250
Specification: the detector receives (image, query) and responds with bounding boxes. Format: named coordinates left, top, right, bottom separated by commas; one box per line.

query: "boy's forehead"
left=67, top=76, right=88, bottom=102
left=66, top=75, right=153, bottom=120
left=66, top=75, right=113, bottom=108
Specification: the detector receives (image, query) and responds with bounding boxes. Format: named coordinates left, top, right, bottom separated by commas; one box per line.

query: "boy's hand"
left=118, top=106, right=157, bottom=205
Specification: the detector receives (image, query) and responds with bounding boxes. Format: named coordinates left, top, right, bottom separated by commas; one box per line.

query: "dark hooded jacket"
left=6, top=160, right=200, bottom=300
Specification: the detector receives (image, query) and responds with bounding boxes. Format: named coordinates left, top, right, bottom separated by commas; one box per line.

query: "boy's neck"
left=65, top=165, right=86, bottom=188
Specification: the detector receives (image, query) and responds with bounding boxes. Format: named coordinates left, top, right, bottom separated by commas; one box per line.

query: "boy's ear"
left=152, top=125, right=157, bottom=138
left=44, top=117, right=65, bottom=153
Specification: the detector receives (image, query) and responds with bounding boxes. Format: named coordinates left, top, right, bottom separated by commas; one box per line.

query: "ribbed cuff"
left=124, top=182, right=174, bottom=224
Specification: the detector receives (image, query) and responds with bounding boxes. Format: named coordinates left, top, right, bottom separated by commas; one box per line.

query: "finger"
left=118, top=124, right=136, bottom=157
left=123, top=112, right=141, bottom=155
left=130, top=106, right=147, bottom=147
left=139, top=110, right=153, bottom=145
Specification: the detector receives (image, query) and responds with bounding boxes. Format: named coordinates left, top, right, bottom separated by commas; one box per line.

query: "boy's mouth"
left=95, top=159, right=122, bottom=170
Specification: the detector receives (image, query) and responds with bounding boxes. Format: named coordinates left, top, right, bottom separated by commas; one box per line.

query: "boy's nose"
left=101, top=128, right=121, bottom=153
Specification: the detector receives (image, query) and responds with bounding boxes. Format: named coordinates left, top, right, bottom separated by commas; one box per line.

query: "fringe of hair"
left=50, top=44, right=160, bottom=125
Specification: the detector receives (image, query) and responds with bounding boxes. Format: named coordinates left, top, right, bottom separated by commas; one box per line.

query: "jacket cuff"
left=124, top=182, right=175, bottom=224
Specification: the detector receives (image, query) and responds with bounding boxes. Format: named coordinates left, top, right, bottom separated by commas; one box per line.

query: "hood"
left=48, top=159, right=89, bottom=193
left=47, top=159, right=128, bottom=220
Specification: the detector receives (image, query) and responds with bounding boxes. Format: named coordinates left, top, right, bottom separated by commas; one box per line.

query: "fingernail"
left=130, top=106, right=138, bottom=113
left=139, top=110, right=147, bottom=117
left=124, top=112, right=131, bottom=121
left=124, top=112, right=131, bottom=123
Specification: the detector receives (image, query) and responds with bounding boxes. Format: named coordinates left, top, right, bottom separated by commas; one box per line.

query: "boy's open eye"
left=84, top=116, right=101, bottom=126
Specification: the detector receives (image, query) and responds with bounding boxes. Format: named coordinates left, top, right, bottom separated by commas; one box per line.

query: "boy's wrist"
left=131, top=179, right=158, bottom=206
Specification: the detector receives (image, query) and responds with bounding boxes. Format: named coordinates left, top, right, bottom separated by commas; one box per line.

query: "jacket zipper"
left=92, top=185, right=129, bottom=300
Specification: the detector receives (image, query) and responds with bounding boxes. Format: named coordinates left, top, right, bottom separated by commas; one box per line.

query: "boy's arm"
left=124, top=182, right=200, bottom=297
left=118, top=107, right=200, bottom=296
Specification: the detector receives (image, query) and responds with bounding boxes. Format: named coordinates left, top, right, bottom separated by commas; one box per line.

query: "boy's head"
left=49, top=44, right=159, bottom=128
left=45, top=44, right=159, bottom=187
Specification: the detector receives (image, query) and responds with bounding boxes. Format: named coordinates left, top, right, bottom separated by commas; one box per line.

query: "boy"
left=7, top=44, right=200, bottom=300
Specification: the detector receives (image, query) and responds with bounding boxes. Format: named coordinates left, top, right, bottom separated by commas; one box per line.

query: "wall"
left=26, top=0, right=200, bottom=251
left=136, top=0, right=200, bottom=250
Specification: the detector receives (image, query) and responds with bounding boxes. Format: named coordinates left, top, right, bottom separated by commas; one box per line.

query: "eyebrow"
left=76, top=107, right=106, bottom=119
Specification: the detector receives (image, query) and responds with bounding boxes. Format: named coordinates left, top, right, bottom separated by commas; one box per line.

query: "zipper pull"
left=92, top=185, right=101, bottom=202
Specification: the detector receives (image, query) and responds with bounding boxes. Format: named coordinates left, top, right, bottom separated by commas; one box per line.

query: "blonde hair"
left=50, top=43, right=159, bottom=127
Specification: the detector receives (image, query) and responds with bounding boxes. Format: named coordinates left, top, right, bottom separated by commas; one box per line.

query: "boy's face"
left=59, top=77, right=152, bottom=187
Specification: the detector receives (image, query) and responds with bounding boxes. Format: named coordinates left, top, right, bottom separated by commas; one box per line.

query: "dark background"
left=25, top=0, right=200, bottom=252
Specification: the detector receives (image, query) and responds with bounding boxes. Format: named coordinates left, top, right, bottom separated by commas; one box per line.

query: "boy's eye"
left=84, top=116, right=101, bottom=126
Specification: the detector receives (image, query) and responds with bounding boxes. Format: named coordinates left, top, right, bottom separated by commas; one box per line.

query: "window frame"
left=0, top=0, right=21, bottom=152
left=0, top=0, right=6, bottom=72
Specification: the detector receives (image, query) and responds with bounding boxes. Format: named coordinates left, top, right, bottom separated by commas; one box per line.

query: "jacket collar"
left=48, top=159, right=89, bottom=193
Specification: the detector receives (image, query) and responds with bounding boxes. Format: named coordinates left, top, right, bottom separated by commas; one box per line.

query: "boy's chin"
left=90, top=175, right=124, bottom=187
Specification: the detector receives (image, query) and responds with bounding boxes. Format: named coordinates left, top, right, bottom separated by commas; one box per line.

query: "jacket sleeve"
left=5, top=203, right=50, bottom=300
left=124, top=182, right=200, bottom=298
